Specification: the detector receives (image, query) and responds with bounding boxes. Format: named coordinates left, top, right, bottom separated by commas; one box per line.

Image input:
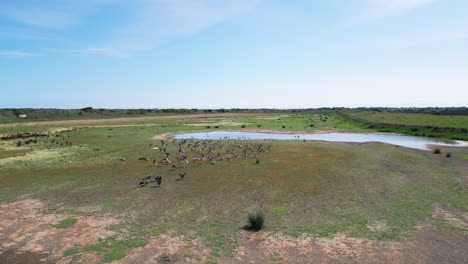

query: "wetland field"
left=1, top=111, right=467, bottom=264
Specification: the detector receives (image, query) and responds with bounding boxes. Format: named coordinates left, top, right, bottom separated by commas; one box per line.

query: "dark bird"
left=178, top=171, right=186, bottom=179
left=154, top=175, right=162, bottom=185
left=138, top=180, right=149, bottom=188
left=142, top=174, right=152, bottom=180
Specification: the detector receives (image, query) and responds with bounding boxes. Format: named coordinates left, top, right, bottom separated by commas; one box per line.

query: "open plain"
left=0, top=112, right=467, bottom=263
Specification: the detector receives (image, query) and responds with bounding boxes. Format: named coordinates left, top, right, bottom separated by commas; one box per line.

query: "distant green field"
left=349, top=112, right=468, bottom=129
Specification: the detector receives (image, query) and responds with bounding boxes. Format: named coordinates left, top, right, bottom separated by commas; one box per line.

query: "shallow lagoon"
left=173, top=131, right=463, bottom=150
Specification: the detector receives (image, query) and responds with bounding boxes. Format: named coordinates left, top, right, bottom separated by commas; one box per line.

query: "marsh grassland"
left=1, top=112, right=467, bottom=263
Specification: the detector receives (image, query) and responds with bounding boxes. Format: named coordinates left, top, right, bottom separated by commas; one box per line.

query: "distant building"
left=18, top=114, right=27, bottom=118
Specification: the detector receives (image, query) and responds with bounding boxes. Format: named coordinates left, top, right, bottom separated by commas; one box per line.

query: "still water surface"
left=173, top=131, right=462, bottom=150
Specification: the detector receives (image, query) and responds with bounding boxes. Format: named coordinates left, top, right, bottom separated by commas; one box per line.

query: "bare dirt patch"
left=0, top=199, right=120, bottom=263
left=433, top=203, right=468, bottom=229
left=1, top=203, right=467, bottom=264
left=0, top=113, right=275, bottom=128
left=234, top=231, right=402, bottom=264
left=115, top=235, right=211, bottom=264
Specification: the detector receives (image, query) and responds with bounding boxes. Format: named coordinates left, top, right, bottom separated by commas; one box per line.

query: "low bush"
left=433, top=149, right=441, bottom=154
left=446, top=152, right=451, bottom=158
left=247, top=212, right=264, bottom=231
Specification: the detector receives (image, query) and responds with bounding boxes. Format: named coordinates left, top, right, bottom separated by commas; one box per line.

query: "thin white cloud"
left=106, top=0, right=263, bottom=54
left=369, top=30, right=468, bottom=49
left=51, top=48, right=123, bottom=56
left=1, top=0, right=120, bottom=30
left=344, top=0, right=440, bottom=25
left=2, top=0, right=262, bottom=56
left=0, top=51, right=39, bottom=56
left=7, top=8, right=80, bottom=30
left=367, top=0, right=438, bottom=13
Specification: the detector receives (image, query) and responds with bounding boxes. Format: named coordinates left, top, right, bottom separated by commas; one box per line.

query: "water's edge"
left=172, top=131, right=465, bottom=150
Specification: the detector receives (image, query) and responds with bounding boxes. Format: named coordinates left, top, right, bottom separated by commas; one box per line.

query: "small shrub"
left=214, top=126, right=219, bottom=128
left=248, top=212, right=264, bottom=231
left=138, top=157, right=146, bottom=160
left=282, top=125, right=285, bottom=129
left=257, top=125, right=261, bottom=127
left=256, top=159, right=260, bottom=164
left=309, top=124, right=314, bottom=127
left=206, top=126, right=211, bottom=129
left=241, top=125, right=246, bottom=128
left=446, top=152, right=451, bottom=158
left=433, top=148, right=441, bottom=154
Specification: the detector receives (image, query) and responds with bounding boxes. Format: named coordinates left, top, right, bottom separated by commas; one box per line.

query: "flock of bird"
left=130, top=137, right=273, bottom=188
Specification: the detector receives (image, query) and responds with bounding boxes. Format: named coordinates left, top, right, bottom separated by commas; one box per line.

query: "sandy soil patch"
left=114, top=235, right=212, bottom=264
left=433, top=203, right=468, bottom=229
left=0, top=199, right=120, bottom=262
left=0, top=113, right=275, bottom=128
left=1, top=202, right=467, bottom=264
left=184, top=121, right=244, bottom=127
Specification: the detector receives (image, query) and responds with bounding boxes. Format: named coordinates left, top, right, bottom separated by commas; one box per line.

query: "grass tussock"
left=247, top=212, right=264, bottom=231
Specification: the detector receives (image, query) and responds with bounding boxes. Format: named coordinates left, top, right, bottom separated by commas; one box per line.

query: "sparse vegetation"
left=1, top=110, right=467, bottom=263
left=52, top=218, right=77, bottom=229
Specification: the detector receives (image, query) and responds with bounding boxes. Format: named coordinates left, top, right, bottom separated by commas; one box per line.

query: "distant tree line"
left=0, top=107, right=466, bottom=124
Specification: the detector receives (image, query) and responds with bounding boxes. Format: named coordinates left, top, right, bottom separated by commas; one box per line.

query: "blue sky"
left=1, top=0, right=467, bottom=109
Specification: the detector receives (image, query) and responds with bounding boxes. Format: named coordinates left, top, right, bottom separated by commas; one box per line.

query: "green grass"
left=338, top=112, right=468, bottom=140
left=349, top=112, right=468, bottom=129
left=63, top=247, right=80, bottom=256
left=453, top=154, right=468, bottom=160
left=271, top=206, right=287, bottom=213
left=82, top=236, right=147, bottom=263
left=52, top=218, right=77, bottom=229
left=1, top=112, right=467, bottom=262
